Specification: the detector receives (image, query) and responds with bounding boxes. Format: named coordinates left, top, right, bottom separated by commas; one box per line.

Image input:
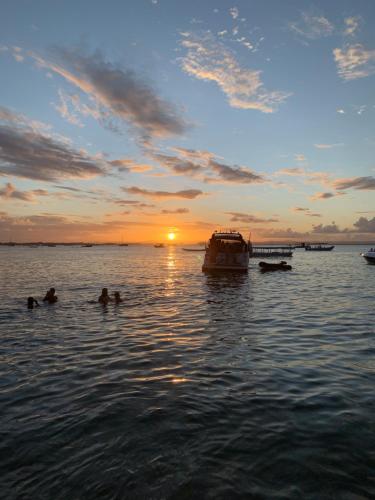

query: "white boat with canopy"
left=202, top=231, right=251, bottom=272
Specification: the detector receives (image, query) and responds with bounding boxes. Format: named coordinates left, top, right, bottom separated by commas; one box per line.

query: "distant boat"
left=154, top=243, right=165, bottom=248
left=118, top=243, right=129, bottom=247
left=81, top=244, right=93, bottom=248
left=305, top=243, right=334, bottom=251
left=361, top=249, right=375, bottom=264
left=182, top=248, right=206, bottom=252
left=251, top=246, right=293, bottom=258
left=202, top=230, right=250, bottom=272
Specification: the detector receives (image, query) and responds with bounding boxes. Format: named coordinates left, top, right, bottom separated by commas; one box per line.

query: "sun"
left=167, top=232, right=176, bottom=241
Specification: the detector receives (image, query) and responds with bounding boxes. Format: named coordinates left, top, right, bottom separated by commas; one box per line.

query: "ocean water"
left=0, top=244, right=374, bottom=499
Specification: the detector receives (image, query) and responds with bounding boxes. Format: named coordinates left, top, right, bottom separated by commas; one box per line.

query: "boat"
left=182, top=248, right=206, bottom=252
left=304, top=243, right=334, bottom=251
left=202, top=231, right=250, bottom=272
left=361, top=248, right=375, bottom=264
left=259, top=261, right=292, bottom=271
left=154, top=243, right=165, bottom=248
left=81, top=244, right=93, bottom=248
left=251, top=246, right=293, bottom=258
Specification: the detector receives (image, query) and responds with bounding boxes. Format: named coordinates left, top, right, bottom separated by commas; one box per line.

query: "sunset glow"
left=0, top=1, right=374, bottom=244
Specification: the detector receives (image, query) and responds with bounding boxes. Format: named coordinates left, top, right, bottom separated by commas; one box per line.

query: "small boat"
left=154, top=243, right=165, bottom=248
left=202, top=231, right=250, bottom=272
left=81, top=244, right=93, bottom=248
left=259, top=261, right=292, bottom=271
left=304, top=243, right=334, bottom=251
left=251, top=246, right=293, bottom=258
left=361, top=249, right=375, bottom=264
left=182, top=248, right=206, bottom=252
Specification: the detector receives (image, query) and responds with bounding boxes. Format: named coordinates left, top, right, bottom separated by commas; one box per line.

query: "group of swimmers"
left=27, top=287, right=58, bottom=309
left=27, top=287, right=123, bottom=309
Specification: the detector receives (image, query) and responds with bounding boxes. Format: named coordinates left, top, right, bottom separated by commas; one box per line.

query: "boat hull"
left=305, top=246, right=334, bottom=251
left=363, top=256, right=375, bottom=264
left=202, top=263, right=248, bottom=272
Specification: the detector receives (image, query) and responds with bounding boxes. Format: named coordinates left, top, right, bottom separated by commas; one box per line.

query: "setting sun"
left=167, top=232, right=176, bottom=241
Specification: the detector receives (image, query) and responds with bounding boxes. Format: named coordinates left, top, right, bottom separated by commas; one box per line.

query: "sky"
left=0, top=0, right=375, bottom=243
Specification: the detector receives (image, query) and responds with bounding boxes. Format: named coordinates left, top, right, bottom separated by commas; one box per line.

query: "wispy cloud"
left=332, top=176, right=375, bottom=190
left=0, top=182, right=49, bottom=202
left=333, top=44, right=375, bottom=80
left=207, top=160, right=265, bottom=184
left=226, top=212, right=278, bottom=223
left=310, top=192, right=338, bottom=201
left=314, top=143, right=343, bottom=149
left=0, top=107, right=105, bottom=181
left=109, top=158, right=153, bottom=173
left=289, top=12, right=334, bottom=40
left=31, top=47, right=190, bottom=140
left=343, top=16, right=361, bottom=37
left=312, top=222, right=342, bottom=234
left=122, top=186, right=205, bottom=199
left=180, top=32, right=290, bottom=113
left=291, top=207, right=321, bottom=217
left=161, top=208, right=189, bottom=214
left=229, top=7, right=239, bottom=20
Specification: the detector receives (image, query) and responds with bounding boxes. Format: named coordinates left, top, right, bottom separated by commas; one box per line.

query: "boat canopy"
left=212, top=232, right=244, bottom=241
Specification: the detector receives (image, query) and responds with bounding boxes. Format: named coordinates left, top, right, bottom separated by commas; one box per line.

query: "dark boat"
left=305, top=243, right=334, bottom=251
left=259, top=261, right=292, bottom=271
left=154, top=243, right=165, bottom=248
left=361, top=249, right=375, bottom=264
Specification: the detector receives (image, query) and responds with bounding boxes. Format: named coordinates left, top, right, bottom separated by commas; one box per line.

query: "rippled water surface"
left=1, top=245, right=374, bottom=499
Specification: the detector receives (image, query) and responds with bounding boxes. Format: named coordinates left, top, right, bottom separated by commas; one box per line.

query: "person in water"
left=113, top=291, right=123, bottom=304
left=27, top=297, right=39, bottom=309
left=98, top=288, right=111, bottom=305
left=43, top=287, right=58, bottom=304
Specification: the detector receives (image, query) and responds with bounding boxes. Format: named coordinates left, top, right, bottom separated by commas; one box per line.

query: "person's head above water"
left=114, top=291, right=120, bottom=298
left=101, top=288, right=108, bottom=296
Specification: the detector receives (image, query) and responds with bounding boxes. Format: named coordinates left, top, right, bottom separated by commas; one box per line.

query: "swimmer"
left=98, top=287, right=111, bottom=305
left=27, top=297, right=40, bottom=309
left=113, top=291, right=123, bottom=304
left=43, top=287, right=58, bottom=304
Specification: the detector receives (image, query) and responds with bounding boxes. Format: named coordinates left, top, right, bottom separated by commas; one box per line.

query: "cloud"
left=332, top=176, right=375, bottom=191
left=353, top=216, right=375, bottom=233
left=314, top=143, right=343, bottom=149
left=180, top=32, right=290, bottom=113
left=310, top=192, right=337, bottom=201
left=151, top=152, right=204, bottom=176
left=122, top=186, right=205, bottom=199
left=295, top=154, right=306, bottom=162
left=109, top=158, right=153, bottom=173
left=226, top=212, right=278, bottom=223
left=275, top=167, right=306, bottom=176
left=32, top=47, right=189, bottom=139
left=114, top=199, right=155, bottom=208
left=289, top=12, right=334, bottom=40
left=161, top=208, right=189, bottom=214
left=0, top=107, right=105, bottom=181
left=311, top=222, right=342, bottom=234
left=54, top=89, right=84, bottom=127
left=292, top=207, right=309, bottom=212
left=0, top=182, right=49, bottom=202
left=333, top=44, right=375, bottom=80
left=229, top=7, right=239, bottom=20
left=344, top=16, right=361, bottom=37
left=207, top=160, right=265, bottom=184
left=291, top=207, right=321, bottom=217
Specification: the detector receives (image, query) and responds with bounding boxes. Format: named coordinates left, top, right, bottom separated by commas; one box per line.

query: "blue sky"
left=0, top=0, right=374, bottom=242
